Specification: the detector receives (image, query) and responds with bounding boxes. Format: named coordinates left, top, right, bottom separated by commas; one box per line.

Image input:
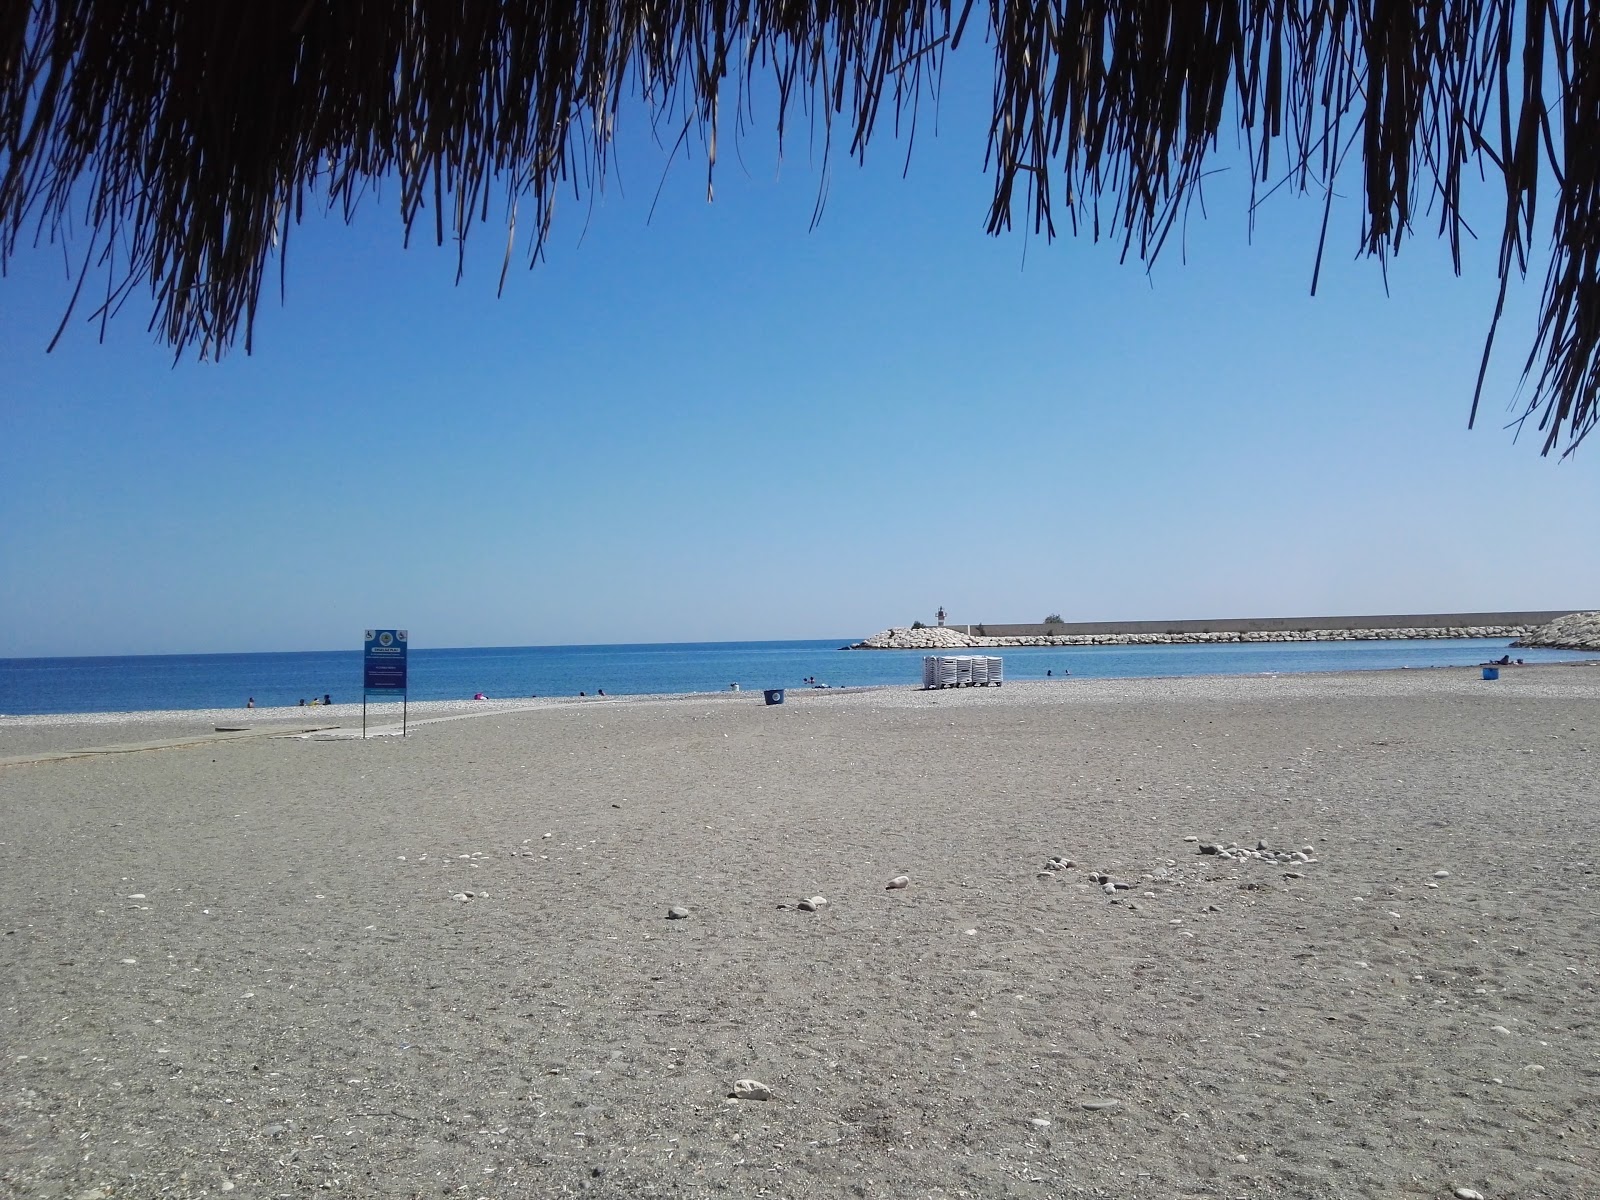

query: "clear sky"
left=2, top=53, right=1596, bottom=657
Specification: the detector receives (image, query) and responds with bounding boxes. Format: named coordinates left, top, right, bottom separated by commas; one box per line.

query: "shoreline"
left=5, top=642, right=1596, bottom=726
left=5, top=655, right=1597, bottom=723
left=4, top=659, right=1597, bottom=762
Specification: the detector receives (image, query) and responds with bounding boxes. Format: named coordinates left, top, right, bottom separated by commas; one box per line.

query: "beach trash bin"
left=763, top=688, right=785, bottom=705
left=1482, top=667, right=1500, bottom=680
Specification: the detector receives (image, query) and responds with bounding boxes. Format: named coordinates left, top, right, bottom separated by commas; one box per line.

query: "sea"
left=0, top=637, right=1590, bottom=717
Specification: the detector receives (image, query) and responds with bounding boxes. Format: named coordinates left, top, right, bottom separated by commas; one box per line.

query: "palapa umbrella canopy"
left=1, top=1, right=1595, bottom=454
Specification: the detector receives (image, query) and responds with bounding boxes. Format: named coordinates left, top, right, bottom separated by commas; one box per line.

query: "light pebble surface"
left=1, top=663, right=1597, bottom=1197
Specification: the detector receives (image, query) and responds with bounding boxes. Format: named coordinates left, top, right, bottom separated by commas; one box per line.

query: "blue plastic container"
left=763, top=688, right=785, bottom=705
left=1482, top=667, right=1500, bottom=680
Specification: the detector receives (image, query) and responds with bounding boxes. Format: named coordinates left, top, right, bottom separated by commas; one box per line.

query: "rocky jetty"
left=848, top=623, right=1542, bottom=650
left=1512, top=611, right=1600, bottom=651
left=851, top=626, right=978, bottom=650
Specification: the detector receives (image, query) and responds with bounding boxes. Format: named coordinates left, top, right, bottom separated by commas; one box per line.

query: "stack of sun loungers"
left=922, top=655, right=1004, bottom=689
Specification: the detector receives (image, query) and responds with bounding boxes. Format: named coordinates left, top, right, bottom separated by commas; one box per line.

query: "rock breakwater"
left=848, top=624, right=1541, bottom=650
left=1511, top=611, right=1600, bottom=651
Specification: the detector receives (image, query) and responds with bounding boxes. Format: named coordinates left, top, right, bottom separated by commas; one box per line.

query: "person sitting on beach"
left=473, top=691, right=487, bottom=700
left=323, top=693, right=332, bottom=706
left=247, top=697, right=255, bottom=709
left=597, top=688, right=605, bottom=696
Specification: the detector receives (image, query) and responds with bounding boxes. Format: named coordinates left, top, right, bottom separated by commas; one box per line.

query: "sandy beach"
left=2, top=666, right=1597, bottom=1199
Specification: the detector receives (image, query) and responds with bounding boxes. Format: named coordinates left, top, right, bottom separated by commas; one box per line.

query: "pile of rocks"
left=849, top=624, right=1540, bottom=650
left=848, top=626, right=982, bottom=650
left=1512, top=610, right=1600, bottom=651
left=1194, top=837, right=1317, bottom=865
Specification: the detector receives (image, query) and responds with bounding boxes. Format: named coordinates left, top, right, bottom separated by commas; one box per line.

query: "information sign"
left=364, top=629, right=408, bottom=692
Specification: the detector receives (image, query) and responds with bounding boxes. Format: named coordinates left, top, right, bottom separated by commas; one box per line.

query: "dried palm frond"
left=1, top=1, right=1594, bottom=454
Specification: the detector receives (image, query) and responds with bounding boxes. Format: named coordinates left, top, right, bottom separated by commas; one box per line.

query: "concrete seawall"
left=942, top=611, right=1579, bottom=639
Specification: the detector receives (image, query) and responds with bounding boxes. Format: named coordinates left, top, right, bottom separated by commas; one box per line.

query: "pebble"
left=1080, top=1099, right=1120, bottom=1111
left=1028, top=1117, right=1051, bottom=1128
left=450, top=893, right=473, bottom=902
left=1182, top=835, right=1200, bottom=842
left=1453, top=1189, right=1485, bottom=1200
left=666, top=906, right=691, bottom=920
left=1434, top=869, right=1451, bottom=878
left=732, top=1079, right=773, bottom=1101
left=886, top=875, right=910, bottom=890
left=1198, top=843, right=1221, bottom=855
left=798, top=897, right=828, bottom=912
left=1102, top=882, right=1118, bottom=895
left=1490, top=1025, right=1512, bottom=1035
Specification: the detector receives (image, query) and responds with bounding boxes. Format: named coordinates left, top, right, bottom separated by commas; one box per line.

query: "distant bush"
left=1044, top=613, right=1065, bottom=624
left=911, top=620, right=926, bottom=629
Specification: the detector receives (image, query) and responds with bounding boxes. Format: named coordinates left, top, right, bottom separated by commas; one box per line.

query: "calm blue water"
left=0, top=638, right=1589, bottom=716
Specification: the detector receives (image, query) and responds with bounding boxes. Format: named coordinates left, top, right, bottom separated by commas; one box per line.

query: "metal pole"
left=402, top=692, right=408, bottom=737
left=362, top=693, right=367, bottom=740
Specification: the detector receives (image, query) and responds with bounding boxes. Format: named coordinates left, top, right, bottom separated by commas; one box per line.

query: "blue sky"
left=2, top=54, right=1596, bottom=657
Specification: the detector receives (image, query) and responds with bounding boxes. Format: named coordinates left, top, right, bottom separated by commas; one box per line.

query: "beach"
left=2, top=667, right=1597, bottom=1199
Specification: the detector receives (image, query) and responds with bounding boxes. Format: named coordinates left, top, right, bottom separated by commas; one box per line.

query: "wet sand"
left=2, top=666, right=1597, bottom=1198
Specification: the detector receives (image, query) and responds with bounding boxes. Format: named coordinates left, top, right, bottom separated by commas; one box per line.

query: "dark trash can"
left=763, top=688, right=785, bottom=705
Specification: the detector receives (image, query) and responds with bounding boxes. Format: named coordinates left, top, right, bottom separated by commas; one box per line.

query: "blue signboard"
left=364, top=629, right=408, bottom=692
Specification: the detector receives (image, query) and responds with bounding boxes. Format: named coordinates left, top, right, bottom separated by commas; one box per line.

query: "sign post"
left=362, top=629, right=409, bottom=738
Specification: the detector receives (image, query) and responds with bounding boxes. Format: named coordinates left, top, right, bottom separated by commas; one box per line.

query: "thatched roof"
left=2, top=2, right=1595, bottom=454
